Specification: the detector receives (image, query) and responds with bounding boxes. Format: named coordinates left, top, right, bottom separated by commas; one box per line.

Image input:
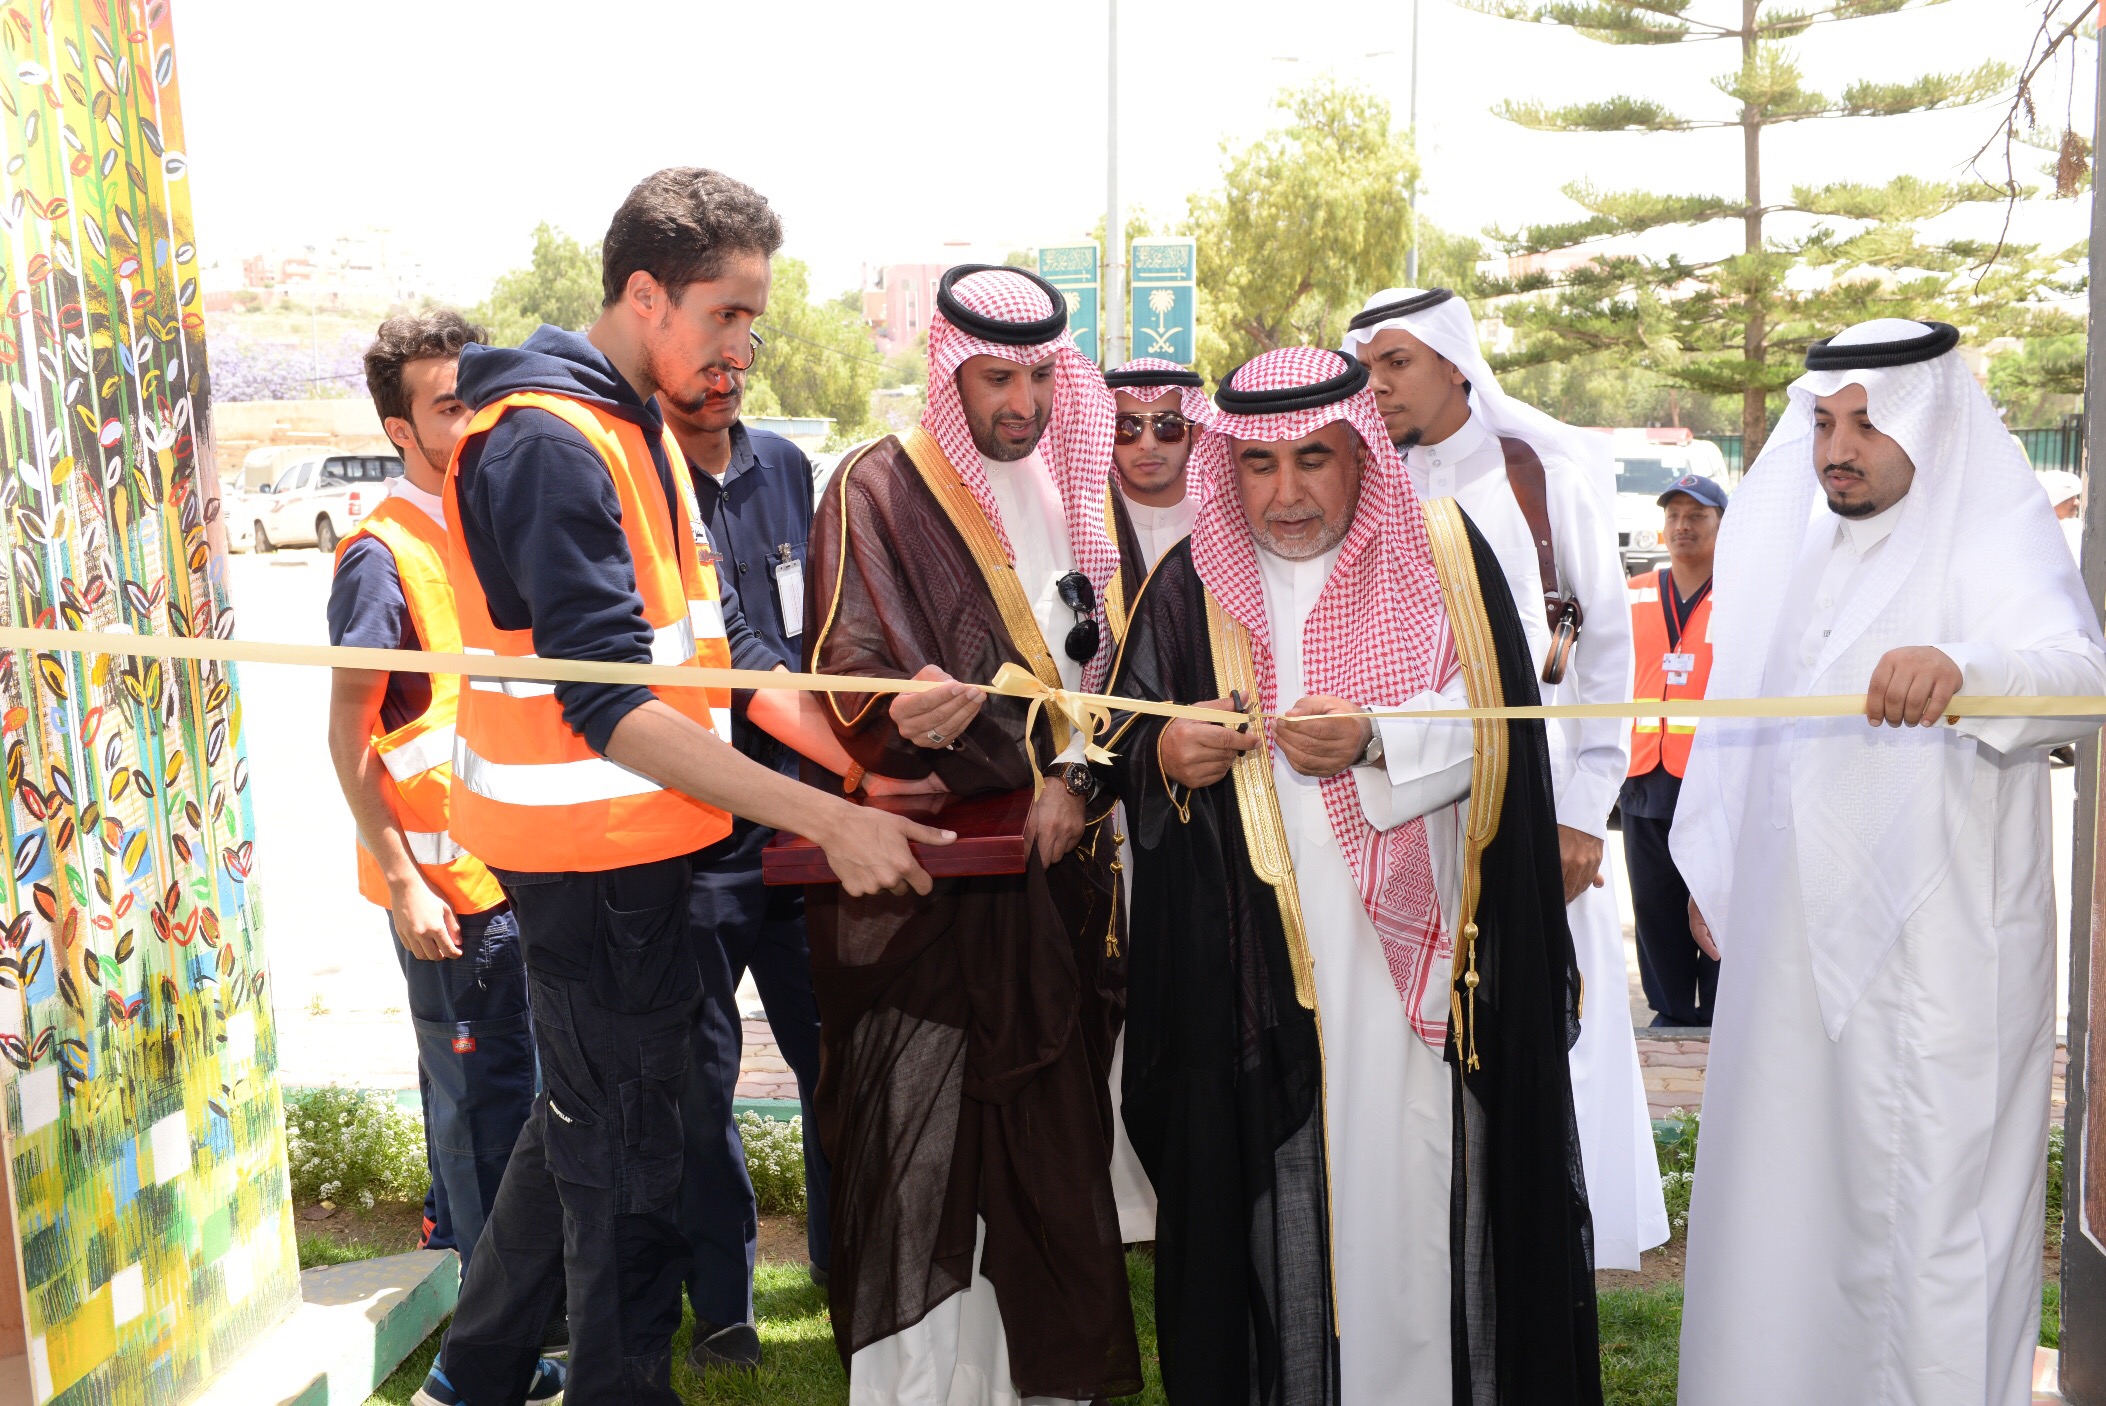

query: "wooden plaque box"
left=761, top=788, right=1033, bottom=885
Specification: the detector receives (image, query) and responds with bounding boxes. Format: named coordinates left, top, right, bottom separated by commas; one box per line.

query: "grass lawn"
left=334, top=1223, right=2057, bottom=1404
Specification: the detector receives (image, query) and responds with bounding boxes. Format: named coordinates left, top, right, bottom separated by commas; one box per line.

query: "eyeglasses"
left=1113, top=412, right=1191, bottom=446
left=1056, top=571, right=1100, bottom=664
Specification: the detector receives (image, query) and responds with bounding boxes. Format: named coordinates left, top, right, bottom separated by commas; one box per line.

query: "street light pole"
left=1105, top=0, right=1124, bottom=368
left=1405, top=0, right=1422, bottom=286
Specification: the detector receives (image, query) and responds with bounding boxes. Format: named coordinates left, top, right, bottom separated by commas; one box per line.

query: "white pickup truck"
left=247, top=453, right=404, bottom=553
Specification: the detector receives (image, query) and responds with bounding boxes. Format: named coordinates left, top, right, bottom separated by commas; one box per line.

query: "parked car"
left=248, top=453, right=403, bottom=553
left=1607, top=429, right=1728, bottom=574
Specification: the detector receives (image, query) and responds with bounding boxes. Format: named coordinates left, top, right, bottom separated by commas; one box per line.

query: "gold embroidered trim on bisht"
left=1422, top=496, right=1509, bottom=1071
left=1103, top=486, right=1130, bottom=643
left=812, top=437, right=893, bottom=730
left=899, top=426, right=1071, bottom=751
left=1205, top=594, right=1316, bottom=1011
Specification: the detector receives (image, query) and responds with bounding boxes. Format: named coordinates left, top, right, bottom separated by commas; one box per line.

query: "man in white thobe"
left=1672, top=318, right=2106, bottom=1406
left=1343, top=288, right=1669, bottom=1268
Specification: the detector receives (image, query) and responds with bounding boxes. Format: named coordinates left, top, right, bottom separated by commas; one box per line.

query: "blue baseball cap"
left=1657, top=474, right=1727, bottom=511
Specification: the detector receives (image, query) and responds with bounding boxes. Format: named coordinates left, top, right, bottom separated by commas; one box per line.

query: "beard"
left=1251, top=510, right=1347, bottom=562
left=1821, top=464, right=1881, bottom=518
left=967, top=407, right=1048, bottom=462
left=1391, top=425, right=1424, bottom=451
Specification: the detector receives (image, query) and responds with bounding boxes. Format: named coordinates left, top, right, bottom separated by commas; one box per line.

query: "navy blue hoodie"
left=452, top=325, right=773, bottom=754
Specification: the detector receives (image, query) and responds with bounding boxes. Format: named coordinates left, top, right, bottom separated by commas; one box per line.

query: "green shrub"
left=1654, top=1108, right=1700, bottom=1237
left=740, top=1111, right=808, bottom=1216
left=285, top=1086, right=429, bottom=1210
left=2048, top=1122, right=2066, bottom=1244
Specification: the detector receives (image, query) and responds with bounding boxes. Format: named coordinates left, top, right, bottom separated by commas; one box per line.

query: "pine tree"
left=1473, top=0, right=2078, bottom=455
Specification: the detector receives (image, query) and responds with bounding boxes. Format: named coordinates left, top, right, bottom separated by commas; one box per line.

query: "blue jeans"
left=681, top=822, right=832, bottom=1329
left=390, top=904, right=536, bottom=1275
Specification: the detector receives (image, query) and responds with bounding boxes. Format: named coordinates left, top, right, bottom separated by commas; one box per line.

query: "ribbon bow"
left=987, top=662, right=1120, bottom=795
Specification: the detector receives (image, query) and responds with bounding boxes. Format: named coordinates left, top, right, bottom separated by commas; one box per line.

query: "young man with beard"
left=1100, top=357, right=1212, bottom=636
left=805, top=265, right=1140, bottom=1404
left=423, top=168, right=945, bottom=1406
left=327, top=313, right=546, bottom=1376
left=656, top=352, right=833, bottom=1373
left=1343, top=288, right=1668, bottom=1272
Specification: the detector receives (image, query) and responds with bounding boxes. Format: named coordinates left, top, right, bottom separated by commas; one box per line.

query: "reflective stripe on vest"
left=336, top=498, right=505, bottom=916
left=444, top=390, right=733, bottom=873
left=1627, top=567, right=1715, bottom=780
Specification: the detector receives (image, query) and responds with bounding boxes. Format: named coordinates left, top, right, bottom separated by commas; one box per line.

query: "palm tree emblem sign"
left=1141, top=287, right=1183, bottom=354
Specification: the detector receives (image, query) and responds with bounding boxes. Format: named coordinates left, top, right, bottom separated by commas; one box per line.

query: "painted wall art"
left=0, top=3, right=299, bottom=1402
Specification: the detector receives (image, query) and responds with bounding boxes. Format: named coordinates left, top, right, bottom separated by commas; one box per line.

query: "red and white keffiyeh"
left=1190, top=346, right=1460, bottom=1046
left=924, top=267, right=1120, bottom=688
left=1105, top=356, right=1215, bottom=425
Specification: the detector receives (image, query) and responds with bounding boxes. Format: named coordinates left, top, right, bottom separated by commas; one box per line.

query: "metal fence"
left=1695, top=433, right=1744, bottom=478
left=2016, top=417, right=2085, bottom=475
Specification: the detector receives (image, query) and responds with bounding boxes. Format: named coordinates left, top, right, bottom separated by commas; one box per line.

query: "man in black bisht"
left=1100, top=347, right=1600, bottom=1406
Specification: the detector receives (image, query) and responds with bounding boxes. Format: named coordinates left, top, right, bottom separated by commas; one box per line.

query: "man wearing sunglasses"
left=804, top=265, right=1140, bottom=1403
left=1101, top=357, right=1212, bottom=642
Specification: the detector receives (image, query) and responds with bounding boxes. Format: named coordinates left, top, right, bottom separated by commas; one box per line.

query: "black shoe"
left=808, top=1263, right=829, bottom=1289
left=540, top=1311, right=570, bottom=1360
left=688, top=1320, right=761, bottom=1375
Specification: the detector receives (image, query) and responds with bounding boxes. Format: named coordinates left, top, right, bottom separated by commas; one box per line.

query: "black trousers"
left=682, top=822, right=832, bottom=1329
left=439, top=856, right=698, bottom=1406
left=1622, top=811, right=1717, bottom=1027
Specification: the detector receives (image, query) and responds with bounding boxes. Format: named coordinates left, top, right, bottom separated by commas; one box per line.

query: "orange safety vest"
left=335, top=496, right=508, bottom=917
left=1628, top=567, right=1714, bottom=779
left=443, top=391, right=734, bottom=873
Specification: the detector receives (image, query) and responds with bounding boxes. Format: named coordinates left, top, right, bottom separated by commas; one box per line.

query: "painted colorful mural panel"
left=0, top=3, right=299, bottom=1402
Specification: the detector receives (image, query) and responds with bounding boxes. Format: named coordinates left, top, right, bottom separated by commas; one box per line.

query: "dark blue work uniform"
left=326, top=506, right=535, bottom=1277
left=679, top=422, right=833, bottom=1334
left=436, top=327, right=777, bottom=1406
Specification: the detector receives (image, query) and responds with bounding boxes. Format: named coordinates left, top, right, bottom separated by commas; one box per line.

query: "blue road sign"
left=1129, top=237, right=1197, bottom=367
left=1037, top=243, right=1100, bottom=365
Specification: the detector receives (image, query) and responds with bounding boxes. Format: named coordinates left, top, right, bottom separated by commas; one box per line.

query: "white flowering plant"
left=285, top=1086, right=430, bottom=1211
left=1654, top=1108, right=1700, bottom=1236
left=738, top=1111, right=808, bottom=1216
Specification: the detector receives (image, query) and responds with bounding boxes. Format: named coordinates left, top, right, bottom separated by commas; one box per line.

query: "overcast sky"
left=174, top=0, right=2088, bottom=305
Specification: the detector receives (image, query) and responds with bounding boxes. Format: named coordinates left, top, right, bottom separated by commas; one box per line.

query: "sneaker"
left=412, top=1358, right=565, bottom=1406
left=808, top=1263, right=829, bottom=1290
left=540, top=1312, right=570, bottom=1360
left=686, top=1320, right=762, bottom=1374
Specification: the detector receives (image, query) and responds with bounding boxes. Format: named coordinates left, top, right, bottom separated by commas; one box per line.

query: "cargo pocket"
left=592, top=865, right=700, bottom=1016
left=618, top=1023, right=691, bottom=1214
left=530, top=977, right=614, bottom=1192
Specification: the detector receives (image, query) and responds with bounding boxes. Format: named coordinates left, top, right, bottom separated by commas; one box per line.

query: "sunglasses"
left=1113, top=412, right=1191, bottom=446
left=1057, top=570, right=1100, bottom=664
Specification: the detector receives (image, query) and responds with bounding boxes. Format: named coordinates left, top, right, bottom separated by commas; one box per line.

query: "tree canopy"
left=1473, top=0, right=2079, bottom=454
left=748, top=257, right=880, bottom=440
left=471, top=223, right=601, bottom=347
left=1184, top=81, right=1476, bottom=382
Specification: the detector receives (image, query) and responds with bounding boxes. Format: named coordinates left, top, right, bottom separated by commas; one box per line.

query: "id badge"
left=775, top=557, right=805, bottom=638
left=1662, top=651, right=1696, bottom=674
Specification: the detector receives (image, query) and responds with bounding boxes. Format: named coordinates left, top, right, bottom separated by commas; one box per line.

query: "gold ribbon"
left=0, top=627, right=2101, bottom=726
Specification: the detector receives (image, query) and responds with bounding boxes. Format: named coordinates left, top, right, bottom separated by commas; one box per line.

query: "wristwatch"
left=1054, top=761, right=1097, bottom=798
left=1359, top=725, right=1385, bottom=769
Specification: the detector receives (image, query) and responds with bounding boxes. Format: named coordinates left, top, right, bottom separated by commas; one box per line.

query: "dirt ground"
left=1596, top=1237, right=1685, bottom=1293
left=296, top=1197, right=427, bottom=1256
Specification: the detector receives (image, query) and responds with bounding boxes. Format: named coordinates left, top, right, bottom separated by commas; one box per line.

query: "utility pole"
left=1405, top=0, right=1422, bottom=286
left=1105, top=0, right=1124, bottom=368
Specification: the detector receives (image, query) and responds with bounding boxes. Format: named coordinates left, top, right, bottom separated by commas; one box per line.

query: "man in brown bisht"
left=1104, top=346, right=1600, bottom=1405
left=804, top=264, right=1140, bottom=1404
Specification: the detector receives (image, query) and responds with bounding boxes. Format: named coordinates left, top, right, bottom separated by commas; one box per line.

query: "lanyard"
left=1658, top=568, right=1711, bottom=651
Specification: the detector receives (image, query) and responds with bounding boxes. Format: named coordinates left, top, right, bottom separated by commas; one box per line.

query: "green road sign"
left=1130, top=237, right=1196, bottom=367
left=1037, top=243, right=1100, bottom=364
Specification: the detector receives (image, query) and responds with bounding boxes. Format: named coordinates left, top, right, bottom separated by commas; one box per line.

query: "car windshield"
left=1616, top=455, right=1691, bottom=495
left=324, top=457, right=401, bottom=484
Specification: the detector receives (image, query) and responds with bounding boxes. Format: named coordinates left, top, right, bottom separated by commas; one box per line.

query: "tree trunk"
left=1740, top=0, right=1769, bottom=459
